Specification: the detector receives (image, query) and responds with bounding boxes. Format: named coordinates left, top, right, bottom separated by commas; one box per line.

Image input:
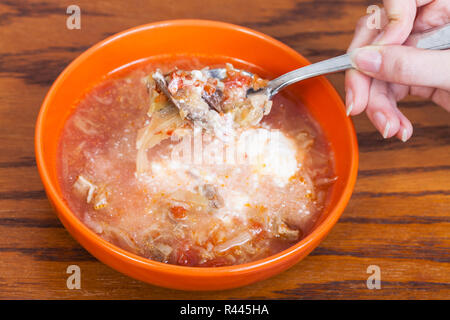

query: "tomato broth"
left=57, top=56, right=336, bottom=267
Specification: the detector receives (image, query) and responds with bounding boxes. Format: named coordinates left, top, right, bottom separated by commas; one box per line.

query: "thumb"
left=350, top=45, right=450, bottom=91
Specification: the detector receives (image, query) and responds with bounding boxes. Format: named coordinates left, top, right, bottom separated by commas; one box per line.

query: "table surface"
left=0, top=0, right=449, bottom=300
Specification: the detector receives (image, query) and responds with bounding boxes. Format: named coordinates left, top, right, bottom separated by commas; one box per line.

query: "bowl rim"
left=35, top=19, right=358, bottom=277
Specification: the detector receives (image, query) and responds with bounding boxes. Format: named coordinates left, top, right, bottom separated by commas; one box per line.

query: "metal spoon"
left=211, top=23, right=450, bottom=99
left=154, top=23, right=450, bottom=116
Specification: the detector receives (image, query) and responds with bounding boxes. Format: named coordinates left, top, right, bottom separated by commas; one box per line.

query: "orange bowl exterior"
left=35, top=20, right=358, bottom=291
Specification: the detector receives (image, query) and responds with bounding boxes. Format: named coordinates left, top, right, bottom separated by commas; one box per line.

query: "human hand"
left=345, top=0, right=450, bottom=142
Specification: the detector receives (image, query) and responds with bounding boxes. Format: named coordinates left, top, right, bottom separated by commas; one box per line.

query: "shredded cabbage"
left=135, top=91, right=184, bottom=174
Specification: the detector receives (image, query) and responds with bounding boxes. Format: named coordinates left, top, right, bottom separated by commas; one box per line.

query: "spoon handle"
left=267, top=54, right=352, bottom=97
left=267, top=23, right=450, bottom=97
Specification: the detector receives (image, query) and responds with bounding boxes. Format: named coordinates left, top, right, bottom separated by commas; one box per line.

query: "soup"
left=57, top=56, right=336, bottom=267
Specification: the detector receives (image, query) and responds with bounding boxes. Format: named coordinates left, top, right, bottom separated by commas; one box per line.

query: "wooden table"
left=0, top=0, right=448, bottom=299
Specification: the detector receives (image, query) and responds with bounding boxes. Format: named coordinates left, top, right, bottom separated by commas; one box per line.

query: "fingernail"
left=346, top=102, right=353, bottom=116
left=401, top=128, right=408, bottom=142
left=346, top=89, right=353, bottom=116
left=352, top=47, right=382, bottom=73
left=373, top=111, right=390, bottom=138
left=383, top=121, right=390, bottom=139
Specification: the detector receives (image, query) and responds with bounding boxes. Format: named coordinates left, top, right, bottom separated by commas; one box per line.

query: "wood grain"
left=0, top=0, right=449, bottom=299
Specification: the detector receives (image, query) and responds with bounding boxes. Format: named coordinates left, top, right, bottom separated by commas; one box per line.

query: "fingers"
left=345, top=69, right=371, bottom=115
left=347, top=0, right=448, bottom=142
left=413, top=0, right=450, bottom=32
left=409, top=85, right=436, bottom=99
left=366, top=79, right=401, bottom=139
left=345, top=14, right=381, bottom=116
left=365, top=80, right=414, bottom=142
left=389, top=83, right=410, bottom=101
left=392, top=104, right=414, bottom=142
left=431, top=89, right=450, bottom=111
left=391, top=82, right=437, bottom=101
left=351, top=45, right=450, bottom=91
left=375, top=0, right=418, bottom=44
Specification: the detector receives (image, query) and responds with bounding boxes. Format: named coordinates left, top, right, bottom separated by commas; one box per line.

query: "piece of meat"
left=202, top=89, right=223, bottom=113
left=277, top=222, right=300, bottom=241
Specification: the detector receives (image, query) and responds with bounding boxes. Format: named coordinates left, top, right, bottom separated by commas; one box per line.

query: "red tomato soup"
left=57, top=56, right=336, bottom=267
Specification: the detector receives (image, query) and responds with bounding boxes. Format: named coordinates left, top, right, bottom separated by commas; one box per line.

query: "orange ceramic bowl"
left=35, top=20, right=358, bottom=291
